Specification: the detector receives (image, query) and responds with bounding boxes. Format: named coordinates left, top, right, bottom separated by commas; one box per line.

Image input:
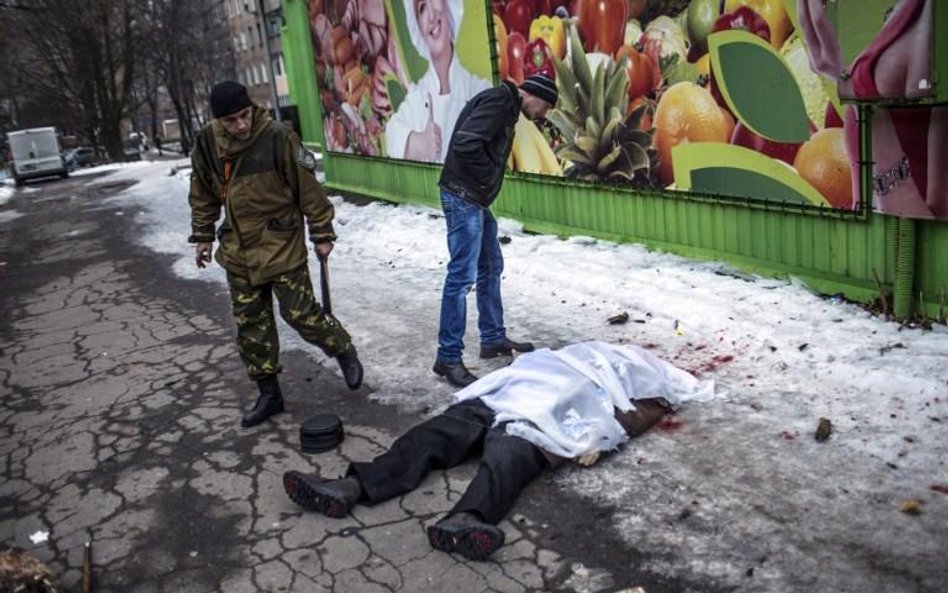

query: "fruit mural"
left=487, top=0, right=865, bottom=208
left=307, top=0, right=948, bottom=214
left=307, top=0, right=494, bottom=162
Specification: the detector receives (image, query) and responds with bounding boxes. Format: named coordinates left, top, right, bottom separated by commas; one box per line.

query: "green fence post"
left=282, top=0, right=324, bottom=149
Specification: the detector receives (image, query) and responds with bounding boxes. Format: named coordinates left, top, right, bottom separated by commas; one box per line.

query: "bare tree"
left=2, top=0, right=144, bottom=161
left=148, top=0, right=234, bottom=152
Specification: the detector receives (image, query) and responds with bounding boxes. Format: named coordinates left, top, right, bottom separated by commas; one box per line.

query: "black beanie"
left=520, top=74, right=558, bottom=107
left=210, top=81, right=253, bottom=118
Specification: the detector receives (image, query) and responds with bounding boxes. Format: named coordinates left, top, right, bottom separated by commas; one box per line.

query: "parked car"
left=62, top=147, right=97, bottom=170
left=123, top=138, right=142, bottom=162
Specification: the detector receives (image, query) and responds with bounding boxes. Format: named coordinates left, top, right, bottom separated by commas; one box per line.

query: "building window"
left=261, top=63, right=268, bottom=83
left=257, top=23, right=263, bottom=47
left=266, top=12, right=282, bottom=38
left=234, top=0, right=241, bottom=14
left=247, top=26, right=254, bottom=48
left=272, top=55, right=283, bottom=77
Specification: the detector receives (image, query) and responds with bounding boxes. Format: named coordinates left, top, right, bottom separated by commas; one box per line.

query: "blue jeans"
left=437, top=189, right=505, bottom=363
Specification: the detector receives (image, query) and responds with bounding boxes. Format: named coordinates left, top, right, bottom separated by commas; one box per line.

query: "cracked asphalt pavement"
left=1, top=173, right=682, bottom=592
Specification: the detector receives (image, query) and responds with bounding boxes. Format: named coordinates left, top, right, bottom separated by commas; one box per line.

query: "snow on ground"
left=52, top=161, right=948, bottom=590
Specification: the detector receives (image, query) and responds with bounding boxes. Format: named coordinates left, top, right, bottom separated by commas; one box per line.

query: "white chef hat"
left=402, top=0, right=463, bottom=61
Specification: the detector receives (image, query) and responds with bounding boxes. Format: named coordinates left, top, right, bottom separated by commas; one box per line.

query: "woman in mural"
left=798, top=0, right=946, bottom=220
left=384, top=0, right=491, bottom=162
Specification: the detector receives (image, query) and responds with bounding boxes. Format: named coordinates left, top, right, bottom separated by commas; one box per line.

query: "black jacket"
left=438, top=81, right=521, bottom=207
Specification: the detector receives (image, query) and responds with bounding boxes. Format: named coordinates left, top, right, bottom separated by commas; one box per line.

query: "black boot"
left=283, top=471, right=362, bottom=518
left=479, top=337, right=535, bottom=359
left=336, top=345, right=363, bottom=390
left=241, top=375, right=285, bottom=428
left=432, top=360, right=478, bottom=387
left=427, top=512, right=505, bottom=560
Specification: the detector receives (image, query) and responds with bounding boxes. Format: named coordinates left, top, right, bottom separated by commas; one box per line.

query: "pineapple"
left=548, top=26, right=657, bottom=184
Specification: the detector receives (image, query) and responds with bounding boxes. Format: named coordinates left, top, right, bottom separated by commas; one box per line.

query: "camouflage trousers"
left=227, top=265, right=352, bottom=379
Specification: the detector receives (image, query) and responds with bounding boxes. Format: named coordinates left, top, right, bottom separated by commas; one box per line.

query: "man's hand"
left=195, top=242, right=212, bottom=268
left=573, top=452, right=601, bottom=467
left=315, top=241, right=334, bottom=260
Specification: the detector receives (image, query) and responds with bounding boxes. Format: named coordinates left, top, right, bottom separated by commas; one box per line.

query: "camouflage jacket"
left=188, top=106, right=334, bottom=285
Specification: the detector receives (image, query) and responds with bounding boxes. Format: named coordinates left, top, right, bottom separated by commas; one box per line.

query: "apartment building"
left=225, top=0, right=292, bottom=121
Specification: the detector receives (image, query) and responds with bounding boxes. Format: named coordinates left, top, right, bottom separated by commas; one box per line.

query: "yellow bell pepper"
left=528, top=15, right=566, bottom=60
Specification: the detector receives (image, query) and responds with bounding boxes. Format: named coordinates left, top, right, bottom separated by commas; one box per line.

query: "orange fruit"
left=793, top=127, right=853, bottom=209
left=653, top=81, right=733, bottom=184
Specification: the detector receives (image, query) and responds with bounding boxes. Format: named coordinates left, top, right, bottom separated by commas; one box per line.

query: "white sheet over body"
left=453, top=341, right=716, bottom=458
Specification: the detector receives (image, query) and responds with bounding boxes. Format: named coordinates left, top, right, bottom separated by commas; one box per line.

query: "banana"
left=511, top=114, right=562, bottom=175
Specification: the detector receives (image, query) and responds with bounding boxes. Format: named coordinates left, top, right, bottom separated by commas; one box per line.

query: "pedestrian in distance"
left=154, top=134, right=163, bottom=157
left=283, top=341, right=715, bottom=561
left=188, top=80, right=363, bottom=428
left=433, top=73, right=559, bottom=387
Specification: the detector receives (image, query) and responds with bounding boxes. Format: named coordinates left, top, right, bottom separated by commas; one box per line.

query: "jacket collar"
left=501, top=80, right=522, bottom=118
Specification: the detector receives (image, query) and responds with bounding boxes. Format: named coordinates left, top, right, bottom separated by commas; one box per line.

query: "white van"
left=7, top=127, right=68, bottom=186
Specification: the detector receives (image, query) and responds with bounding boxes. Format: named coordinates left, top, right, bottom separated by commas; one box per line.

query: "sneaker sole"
left=427, top=522, right=505, bottom=561
left=282, top=471, right=349, bottom=518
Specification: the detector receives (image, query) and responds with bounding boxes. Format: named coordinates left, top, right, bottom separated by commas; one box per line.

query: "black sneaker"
left=479, top=338, right=535, bottom=359
left=336, top=346, right=363, bottom=390
left=432, top=360, right=478, bottom=387
left=282, top=471, right=361, bottom=518
left=427, top=512, right=505, bottom=560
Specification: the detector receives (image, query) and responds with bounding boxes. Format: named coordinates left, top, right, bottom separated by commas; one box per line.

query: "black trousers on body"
left=348, top=399, right=550, bottom=524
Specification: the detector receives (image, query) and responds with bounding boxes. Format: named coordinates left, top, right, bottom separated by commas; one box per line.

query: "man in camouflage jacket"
left=188, top=80, right=363, bottom=428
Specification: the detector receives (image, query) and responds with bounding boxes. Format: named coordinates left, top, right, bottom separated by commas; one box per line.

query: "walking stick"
left=318, top=254, right=332, bottom=316
left=82, top=539, right=92, bottom=593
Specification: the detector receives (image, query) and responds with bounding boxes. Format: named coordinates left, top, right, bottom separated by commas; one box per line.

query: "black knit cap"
left=520, top=74, right=558, bottom=107
left=210, top=80, right=253, bottom=118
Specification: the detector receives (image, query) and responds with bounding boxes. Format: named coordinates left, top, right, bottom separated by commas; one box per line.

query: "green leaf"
left=569, top=26, right=592, bottom=95
left=548, top=109, right=578, bottom=141
left=604, top=67, right=629, bottom=116
left=383, top=73, right=407, bottom=114
left=672, top=142, right=829, bottom=206
left=622, top=142, right=650, bottom=171
left=553, top=56, right=579, bottom=114
left=619, top=129, right=652, bottom=149
left=585, top=115, right=602, bottom=142
left=591, top=63, right=606, bottom=127
left=596, top=145, right=623, bottom=174
left=575, top=133, right=599, bottom=161
left=709, top=30, right=810, bottom=143
left=626, top=102, right=649, bottom=131
left=557, top=146, right=594, bottom=166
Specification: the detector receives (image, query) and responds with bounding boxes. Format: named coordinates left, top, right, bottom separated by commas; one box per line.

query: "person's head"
left=210, top=81, right=254, bottom=140
left=519, top=74, right=558, bottom=121
left=404, top=0, right=459, bottom=62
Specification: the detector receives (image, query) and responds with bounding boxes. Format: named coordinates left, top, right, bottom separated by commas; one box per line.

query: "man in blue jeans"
left=433, top=74, right=559, bottom=387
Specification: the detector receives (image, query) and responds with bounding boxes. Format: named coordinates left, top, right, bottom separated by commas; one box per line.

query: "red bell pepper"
left=504, top=0, right=535, bottom=38
left=523, top=37, right=556, bottom=80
